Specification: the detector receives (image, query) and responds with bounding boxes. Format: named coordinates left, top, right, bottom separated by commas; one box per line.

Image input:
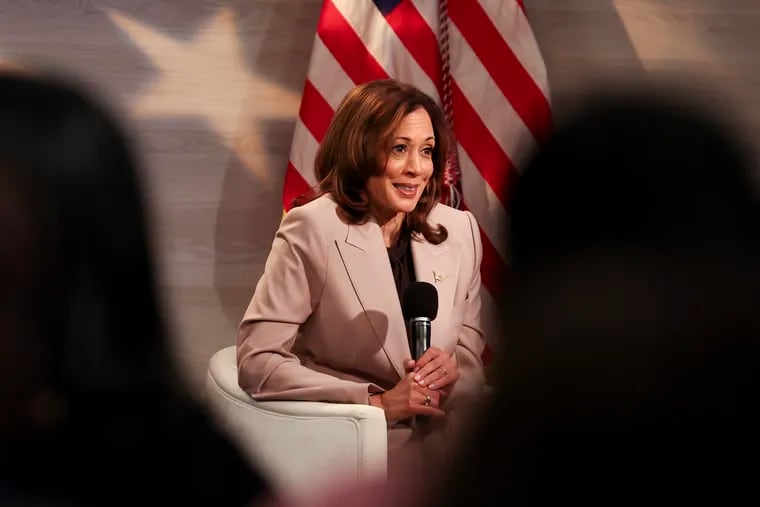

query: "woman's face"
left=365, top=107, right=436, bottom=223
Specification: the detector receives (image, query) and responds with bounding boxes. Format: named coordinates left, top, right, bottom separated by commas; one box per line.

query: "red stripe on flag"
left=459, top=204, right=506, bottom=368
left=449, top=1, right=551, bottom=143
left=460, top=201, right=510, bottom=301
left=474, top=221, right=507, bottom=369
left=462, top=203, right=505, bottom=369
left=282, top=161, right=312, bottom=211
left=451, top=81, right=519, bottom=209
left=318, top=1, right=389, bottom=84
left=516, top=0, right=525, bottom=13
left=299, top=80, right=334, bottom=143
left=384, top=0, right=443, bottom=96
left=479, top=236, right=506, bottom=368
left=479, top=226, right=510, bottom=300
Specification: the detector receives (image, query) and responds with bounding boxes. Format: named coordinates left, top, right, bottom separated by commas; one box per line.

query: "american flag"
left=283, top=0, right=551, bottom=354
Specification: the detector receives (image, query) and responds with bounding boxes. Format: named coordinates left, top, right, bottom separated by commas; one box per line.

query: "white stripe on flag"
left=449, top=21, right=538, bottom=168
left=288, top=118, right=321, bottom=187
left=409, top=0, right=440, bottom=36
left=307, top=35, right=356, bottom=110
left=458, top=145, right=510, bottom=264
left=477, top=0, right=551, bottom=99
left=331, top=0, right=440, bottom=102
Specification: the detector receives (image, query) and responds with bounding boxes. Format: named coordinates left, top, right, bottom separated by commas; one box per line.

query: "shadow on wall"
left=0, top=0, right=323, bottom=388
left=525, top=0, right=647, bottom=120
left=526, top=0, right=760, bottom=189
left=214, top=118, right=300, bottom=325
left=213, top=0, right=322, bottom=329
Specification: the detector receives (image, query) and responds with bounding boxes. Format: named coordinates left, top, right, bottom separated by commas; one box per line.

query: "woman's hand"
left=411, top=347, right=459, bottom=392
left=369, top=360, right=445, bottom=422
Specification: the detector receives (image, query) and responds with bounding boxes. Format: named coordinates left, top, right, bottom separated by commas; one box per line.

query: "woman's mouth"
left=393, top=183, right=418, bottom=198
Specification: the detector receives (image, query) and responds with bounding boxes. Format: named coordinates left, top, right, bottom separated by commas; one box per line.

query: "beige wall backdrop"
left=1, top=0, right=758, bottom=393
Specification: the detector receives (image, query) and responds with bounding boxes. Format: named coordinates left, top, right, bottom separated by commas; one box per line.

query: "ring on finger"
left=424, top=395, right=432, bottom=406
left=441, top=367, right=447, bottom=376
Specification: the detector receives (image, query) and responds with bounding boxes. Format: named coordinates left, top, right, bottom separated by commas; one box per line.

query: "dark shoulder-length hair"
left=297, top=79, right=450, bottom=244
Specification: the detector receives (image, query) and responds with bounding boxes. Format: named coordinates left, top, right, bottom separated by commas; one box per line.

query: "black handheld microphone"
left=401, top=282, right=439, bottom=361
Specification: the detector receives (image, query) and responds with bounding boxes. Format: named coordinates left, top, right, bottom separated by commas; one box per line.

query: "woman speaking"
left=237, top=79, right=486, bottom=467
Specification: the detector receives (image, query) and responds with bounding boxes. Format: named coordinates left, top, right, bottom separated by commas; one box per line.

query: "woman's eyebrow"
left=393, top=136, right=435, bottom=141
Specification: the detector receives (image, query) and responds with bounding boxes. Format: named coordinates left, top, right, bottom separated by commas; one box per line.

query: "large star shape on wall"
left=105, top=6, right=302, bottom=182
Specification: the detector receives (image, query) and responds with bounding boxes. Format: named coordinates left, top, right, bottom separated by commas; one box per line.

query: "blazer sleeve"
left=237, top=206, right=382, bottom=404
left=446, top=210, right=487, bottom=407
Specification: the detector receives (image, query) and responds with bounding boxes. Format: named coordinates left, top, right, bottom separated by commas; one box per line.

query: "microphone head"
left=401, top=281, right=438, bottom=321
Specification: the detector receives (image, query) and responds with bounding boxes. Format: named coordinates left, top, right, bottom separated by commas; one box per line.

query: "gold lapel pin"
left=433, top=270, right=443, bottom=283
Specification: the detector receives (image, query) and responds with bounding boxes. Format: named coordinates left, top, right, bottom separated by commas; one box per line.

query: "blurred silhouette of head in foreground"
left=436, top=88, right=760, bottom=506
left=510, top=88, right=759, bottom=271
left=0, top=68, right=266, bottom=505
left=0, top=68, right=173, bottom=433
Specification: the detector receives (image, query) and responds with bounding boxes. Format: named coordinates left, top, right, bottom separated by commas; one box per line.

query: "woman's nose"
left=405, top=154, right=421, bottom=174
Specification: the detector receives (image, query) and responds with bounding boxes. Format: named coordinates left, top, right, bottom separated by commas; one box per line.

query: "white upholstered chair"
left=205, top=346, right=388, bottom=502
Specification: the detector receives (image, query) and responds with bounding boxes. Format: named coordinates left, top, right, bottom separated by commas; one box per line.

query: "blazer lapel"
left=411, top=233, right=459, bottom=348
left=336, top=220, right=409, bottom=379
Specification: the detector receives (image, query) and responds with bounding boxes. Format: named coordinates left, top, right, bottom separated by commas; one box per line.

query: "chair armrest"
left=240, top=398, right=386, bottom=420
left=205, top=346, right=387, bottom=501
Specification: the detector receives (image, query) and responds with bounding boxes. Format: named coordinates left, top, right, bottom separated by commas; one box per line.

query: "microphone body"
left=401, top=282, right=438, bottom=427
left=401, top=281, right=439, bottom=361
left=407, top=317, right=432, bottom=361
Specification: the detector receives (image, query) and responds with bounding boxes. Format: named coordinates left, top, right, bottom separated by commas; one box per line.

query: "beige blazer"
left=237, top=194, right=486, bottom=407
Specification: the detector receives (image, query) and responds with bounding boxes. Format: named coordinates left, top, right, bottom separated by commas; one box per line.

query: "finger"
left=427, top=367, right=451, bottom=390
left=403, top=359, right=416, bottom=372
left=414, top=351, right=448, bottom=380
left=415, top=366, right=443, bottom=386
left=429, top=358, right=458, bottom=389
left=413, top=347, right=442, bottom=372
left=415, top=388, right=441, bottom=409
left=410, top=405, right=446, bottom=418
left=414, top=355, right=448, bottom=385
left=426, top=388, right=442, bottom=406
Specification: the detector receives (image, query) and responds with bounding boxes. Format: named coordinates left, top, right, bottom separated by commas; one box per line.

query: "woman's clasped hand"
left=369, top=347, right=459, bottom=422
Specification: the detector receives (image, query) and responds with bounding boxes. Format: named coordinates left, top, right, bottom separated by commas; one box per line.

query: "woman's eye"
left=422, top=147, right=434, bottom=157
left=392, top=144, right=407, bottom=154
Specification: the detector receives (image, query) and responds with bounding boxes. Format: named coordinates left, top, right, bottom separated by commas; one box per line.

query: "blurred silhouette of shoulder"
left=431, top=85, right=760, bottom=506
